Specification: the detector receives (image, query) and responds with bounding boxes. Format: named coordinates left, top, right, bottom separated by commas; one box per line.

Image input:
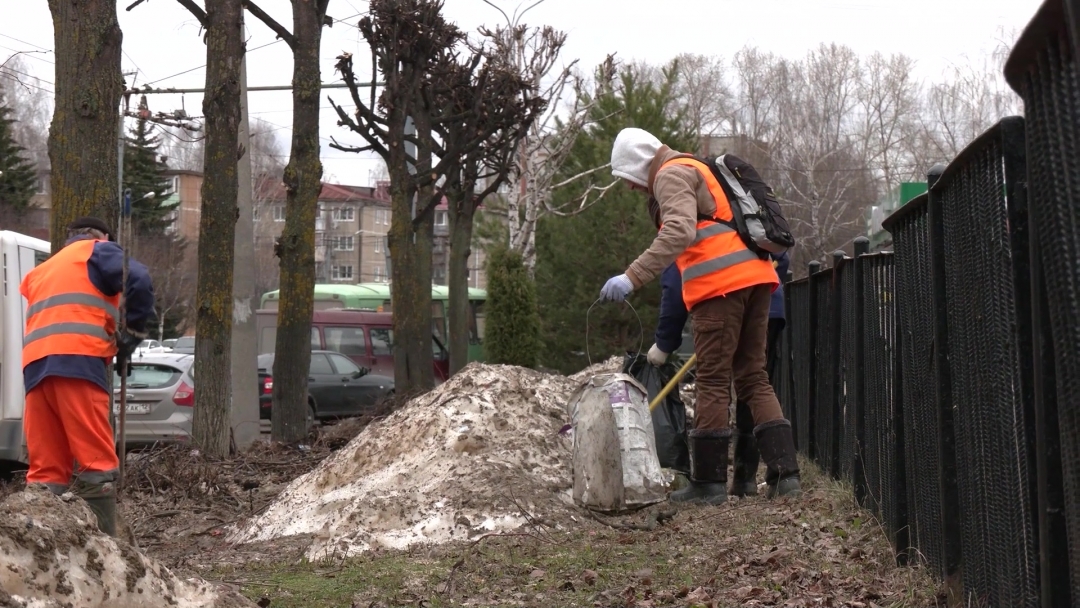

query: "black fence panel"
left=837, top=258, right=858, bottom=484
left=860, top=252, right=909, bottom=560
left=1005, top=2, right=1079, bottom=605
left=883, top=194, right=945, bottom=575
left=934, top=116, right=1039, bottom=608
left=811, top=268, right=837, bottom=476
left=788, top=279, right=812, bottom=455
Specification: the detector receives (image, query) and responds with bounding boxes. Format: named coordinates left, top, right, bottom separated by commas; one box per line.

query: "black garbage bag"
left=622, top=353, right=690, bottom=473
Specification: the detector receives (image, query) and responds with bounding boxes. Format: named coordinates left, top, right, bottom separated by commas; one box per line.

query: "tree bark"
left=447, top=188, right=475, bottom=375
left=46, top=0, right=123, bottom=251
left=388, top=172, right=435, bottom=393
left=191, top=0, right=244, bottom=458
left=271, top=0, right=325, bottom=443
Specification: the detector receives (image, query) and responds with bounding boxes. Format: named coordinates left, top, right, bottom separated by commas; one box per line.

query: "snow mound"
left=569, top=355, right=623, bottom=383
left=229, top=363, right=583, bottom=559
left=0, top=486, right=254, bottom=608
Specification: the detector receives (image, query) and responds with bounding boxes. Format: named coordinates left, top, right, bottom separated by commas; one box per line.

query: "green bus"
left=260, top=283, right=488, bottom=363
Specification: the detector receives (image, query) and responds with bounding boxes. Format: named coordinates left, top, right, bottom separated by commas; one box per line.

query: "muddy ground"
left=2, top=413, right=943, bottom=608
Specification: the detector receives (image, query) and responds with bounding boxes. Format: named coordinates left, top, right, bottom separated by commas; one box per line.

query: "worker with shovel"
left=648, top=248, right=790, bottom=498
left=599, top=128, right=801, bottom=505
left=20, top=216, right=155, bottom=537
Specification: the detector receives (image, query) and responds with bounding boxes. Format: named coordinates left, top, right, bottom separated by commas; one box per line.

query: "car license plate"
left=113, top=403, right=151, bottom=415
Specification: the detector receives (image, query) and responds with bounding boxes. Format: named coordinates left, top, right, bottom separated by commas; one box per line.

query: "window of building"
left=273, top=205, right=286, bottom=221
left=435, top=210, right=448, bottom=226
left=375, top=209, right=389, bottom=226
left=373, top=266, right=386, bottom=283
left=332, top=265, right=354, bottom=281
left=333, top=235, right=354, bottom=251
left=374, top=237, right=384, bottom=254
left=332, top=207, right=355, bottom=222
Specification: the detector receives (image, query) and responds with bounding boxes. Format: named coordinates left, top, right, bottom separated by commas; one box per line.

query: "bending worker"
left=599, top=128, right=800, bottom=505
left=20, top=216, right=155, bottom=536
left=649, top=248, right=790, bottom=498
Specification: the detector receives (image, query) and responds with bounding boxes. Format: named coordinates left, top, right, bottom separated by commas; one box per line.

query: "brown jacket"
left=625, top=146, right=722, bottom=288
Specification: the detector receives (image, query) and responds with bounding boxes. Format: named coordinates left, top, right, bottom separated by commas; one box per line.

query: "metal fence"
left=777, top=3, right=1078, bottom=604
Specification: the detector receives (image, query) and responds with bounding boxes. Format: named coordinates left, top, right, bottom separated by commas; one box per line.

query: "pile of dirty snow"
left=229, top=363, right=585, bottom=559
left=569, top=355, right=623, bottom=383
left=0, top=486, right=254, bottom=608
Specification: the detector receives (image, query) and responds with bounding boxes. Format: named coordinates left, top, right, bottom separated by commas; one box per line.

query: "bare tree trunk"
left=46, top=0, right=123, bottom=250
left=191, top=0, right=243, bottom=458
left=272, top=0, right=326, bottom=443
left=446, top=188, right=475, bottom=375
left=387, top=175, right=434, bottom=393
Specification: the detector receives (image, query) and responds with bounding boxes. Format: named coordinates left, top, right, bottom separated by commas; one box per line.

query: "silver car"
left=112, top=352, right=195, bottom=448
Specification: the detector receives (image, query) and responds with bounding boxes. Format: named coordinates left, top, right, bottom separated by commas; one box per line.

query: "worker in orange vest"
left=20, top=216, right=155, bottom=536
left=600, top=128, right=800, bottom=505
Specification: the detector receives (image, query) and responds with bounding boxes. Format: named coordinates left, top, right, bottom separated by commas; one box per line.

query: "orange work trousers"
left=24, top=376, right=118, bottom=491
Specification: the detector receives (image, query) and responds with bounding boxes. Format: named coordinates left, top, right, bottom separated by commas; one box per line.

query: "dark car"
left=257, top=350, right=394, bottom=424
left=171, top=336, right=195, bottom=354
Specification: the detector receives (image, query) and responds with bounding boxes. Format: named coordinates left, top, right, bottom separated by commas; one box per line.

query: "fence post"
left=829, top=251, right=846, bottom=479
left=807, top=260, right=821, bottom=461
left=927, top=162, right=963, bottom=597
left=784, top=269, right=797, bottom=450
left=852, top=238, right=870, bottom=506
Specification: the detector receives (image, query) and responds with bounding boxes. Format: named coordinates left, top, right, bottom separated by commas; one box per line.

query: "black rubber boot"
left=669, top=429, right=730, bottom=505
left=72, top=479, right=118, bottom=537
left=754, top=419, right=801, bottom=499
left=730, top=401, right=760, bottom=497
left=730, top=432, right=760, bottom=496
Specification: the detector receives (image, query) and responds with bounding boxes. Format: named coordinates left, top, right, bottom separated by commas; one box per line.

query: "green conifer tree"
left=485, top=247, right=541, bottom=368
left=535, top=61, right=697, bottom=374
left=0, top=97, right=38, bottom=219
left=123, top=117, right=178, bottom=236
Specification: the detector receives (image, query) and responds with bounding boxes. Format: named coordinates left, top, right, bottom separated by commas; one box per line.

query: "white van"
left=0, top=230, right=50, bottom=472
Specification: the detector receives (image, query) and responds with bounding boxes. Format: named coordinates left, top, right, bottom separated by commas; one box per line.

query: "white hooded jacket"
left=610, top=128, right=662, bottom=188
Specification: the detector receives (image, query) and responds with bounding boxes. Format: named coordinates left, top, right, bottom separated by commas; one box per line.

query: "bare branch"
left=173, top=0, right=208, bottom=27
left=550, top=162, right=612, bottom=190
left=242, top=0, right=296, bottom=49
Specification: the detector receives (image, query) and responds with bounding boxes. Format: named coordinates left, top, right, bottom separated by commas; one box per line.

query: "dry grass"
left=209, top=456, right=944, bottom=608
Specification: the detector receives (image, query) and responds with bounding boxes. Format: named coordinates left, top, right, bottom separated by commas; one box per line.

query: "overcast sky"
left=5, top=0, right=1042, bottom=185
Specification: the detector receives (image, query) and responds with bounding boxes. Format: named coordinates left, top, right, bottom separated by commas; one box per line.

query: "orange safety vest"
left=21, top=239, right=120, bottom=368
left=659, top=157, right=778, bottom=309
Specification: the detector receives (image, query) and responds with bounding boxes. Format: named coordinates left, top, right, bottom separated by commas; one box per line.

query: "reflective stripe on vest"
left=659, top=157, right=778, bottom=309
left=21, top=239, right=120, bottom=367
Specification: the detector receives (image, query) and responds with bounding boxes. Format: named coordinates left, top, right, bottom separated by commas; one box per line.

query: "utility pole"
left=230, top=25, right=259, bottom=449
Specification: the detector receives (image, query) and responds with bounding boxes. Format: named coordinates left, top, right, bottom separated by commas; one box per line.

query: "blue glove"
left=600, top=274, right=634, bottom=302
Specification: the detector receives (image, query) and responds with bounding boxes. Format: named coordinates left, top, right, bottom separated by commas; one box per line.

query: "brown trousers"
left=691, top=284, right=786, bottom=432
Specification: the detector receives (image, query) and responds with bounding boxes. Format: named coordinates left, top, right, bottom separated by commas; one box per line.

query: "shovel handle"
left=648, top=354, right=696, bottom=412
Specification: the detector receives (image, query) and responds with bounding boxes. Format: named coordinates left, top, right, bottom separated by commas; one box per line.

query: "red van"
left=255, top=309, right=450, bottom=383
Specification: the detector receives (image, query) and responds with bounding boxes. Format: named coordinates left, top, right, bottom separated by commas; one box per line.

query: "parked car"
left=256, top=350, right=394, bottom=424
left=111, top=352, right=195, bottom=448
left=137, top=339, right=172, bottom=355
left=256, top=309, right=450, bottom=383
left=171, top=336, right=195, bottom=354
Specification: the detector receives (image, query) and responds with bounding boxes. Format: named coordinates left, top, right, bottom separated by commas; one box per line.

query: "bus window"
left=470, top=300, right=486, bottom=343
left=259, top=327, right=276, bottom=355
left=431, top=301, right=446, bottom=342
left=324, top=326, right=367, bottom=357
left=370, top=328, right=392, bottom=356
left=261, top=326, right=321, bottom=353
